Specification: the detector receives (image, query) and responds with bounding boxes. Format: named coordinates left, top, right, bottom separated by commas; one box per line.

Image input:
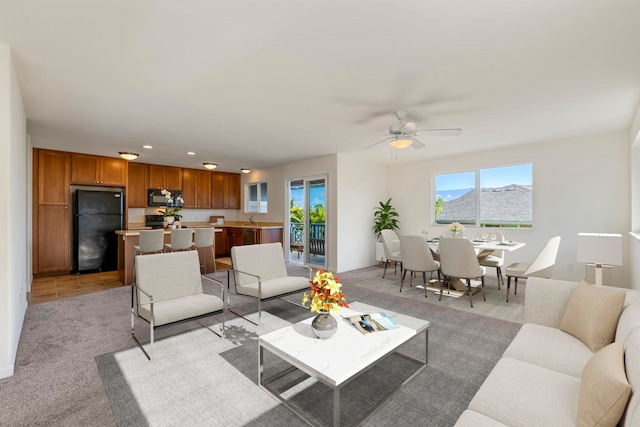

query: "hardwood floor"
left=29, top=260, right=231, bottom=305
left=29, top=271, right=123, bottom=305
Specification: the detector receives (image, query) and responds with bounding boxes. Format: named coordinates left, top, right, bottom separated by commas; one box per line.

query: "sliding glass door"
left=288, top=176, right=327, bottom=268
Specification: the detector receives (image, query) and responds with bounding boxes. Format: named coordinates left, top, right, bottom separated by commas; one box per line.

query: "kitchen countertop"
left=119, top=221, right=283, bottom=236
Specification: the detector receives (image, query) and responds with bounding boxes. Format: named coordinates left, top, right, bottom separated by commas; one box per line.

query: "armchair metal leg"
left=481, top=276, right=486, bottom=301
left=506, top=276, right=511, bottom=302
left=467, top=279, right=474, bottom=308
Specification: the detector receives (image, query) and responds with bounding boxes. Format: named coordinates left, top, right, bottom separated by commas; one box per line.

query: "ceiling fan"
left=364, top=110, right=462, bottom=150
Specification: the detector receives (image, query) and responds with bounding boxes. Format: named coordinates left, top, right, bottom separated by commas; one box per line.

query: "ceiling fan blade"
left=363, top=136, right=393, bottom=150
left=415, top=128, right=462, bottom=137
left=409, top=136, right=425, bottom=149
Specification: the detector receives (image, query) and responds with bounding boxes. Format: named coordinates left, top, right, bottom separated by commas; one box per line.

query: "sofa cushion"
left=560, top=282, right=625, bottom=352
left=454, top=410, right=509, bottom=427
left=236, top=276, right=310, bottom=299
left=468, top=358, right=580, bottom=427
left=616, top=303, right=640, bottom=344
left=577, top=342, right=631, bottom=427
left=138, top=294, right=224, bottom=326
left=621, top=328, right=640, bottom=427
left=503, top=323, right=593, bottom=378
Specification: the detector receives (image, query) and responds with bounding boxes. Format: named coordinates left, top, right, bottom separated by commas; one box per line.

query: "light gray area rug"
left=96, top=313, right=298, bottom=426
left=97, top=283, right=522, bottom=427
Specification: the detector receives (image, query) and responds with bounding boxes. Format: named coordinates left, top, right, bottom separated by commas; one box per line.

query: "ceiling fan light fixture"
left=240, top=168, right=251, bottom=174
left=119, top=152, right=139, bottom=160
left=389, top=139, right=412, bottom=149
left=203, top=162, right=218, bottom=170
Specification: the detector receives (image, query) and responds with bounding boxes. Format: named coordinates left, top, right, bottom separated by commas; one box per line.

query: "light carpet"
left=97, top=287, right=521, bottom=426
left=96, top=312, right=297, bottom=427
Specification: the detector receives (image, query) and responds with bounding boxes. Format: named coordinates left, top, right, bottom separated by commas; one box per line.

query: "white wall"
left=629, top=100, right=640, bottom=290
left=240, top=155, right=339, bottom=269
left=388, top=130, right=631, bottom=287
left=336, top=153, right=388, bottom=272
left=0, top=44, right=28, bottom=379
left=242, top=154, right=388, bottom=273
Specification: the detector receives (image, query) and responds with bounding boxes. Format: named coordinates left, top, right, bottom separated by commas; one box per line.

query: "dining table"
left=425, top=237, right=526, bottom=292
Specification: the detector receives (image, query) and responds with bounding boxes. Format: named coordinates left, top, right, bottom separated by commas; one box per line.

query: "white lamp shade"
left=576, top=233, right=623, bottom=266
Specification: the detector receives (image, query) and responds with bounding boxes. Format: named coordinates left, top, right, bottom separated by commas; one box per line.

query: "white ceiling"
left=1, top=1, right=639, bottom=172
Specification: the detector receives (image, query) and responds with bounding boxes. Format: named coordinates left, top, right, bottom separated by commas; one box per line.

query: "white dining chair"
left=505, top=236, right=561, bottom=302
left=477, top=231, right=505, bottom=290
left=399, top=235, right=441, bottom=296
left=438, top=237, right=486, bottom=308
left=380, top=229, right=403, bottom=279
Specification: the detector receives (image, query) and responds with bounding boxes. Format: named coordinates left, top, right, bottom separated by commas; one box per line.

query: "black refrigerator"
left=73, top=190, right=124, bottom=273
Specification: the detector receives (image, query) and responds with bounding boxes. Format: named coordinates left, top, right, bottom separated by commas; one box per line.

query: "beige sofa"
left=455, top=277, right=640, bottom=427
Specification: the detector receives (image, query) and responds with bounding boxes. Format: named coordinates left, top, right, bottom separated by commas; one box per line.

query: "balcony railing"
left=290, top=222, right=325, bottom=255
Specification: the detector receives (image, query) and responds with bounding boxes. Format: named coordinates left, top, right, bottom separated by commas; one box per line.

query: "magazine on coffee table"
left=343, top=312, right=400, bottom=335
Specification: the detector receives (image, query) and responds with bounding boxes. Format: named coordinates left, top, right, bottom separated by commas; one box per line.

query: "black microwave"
left=148, top=189, right=184, bottom=207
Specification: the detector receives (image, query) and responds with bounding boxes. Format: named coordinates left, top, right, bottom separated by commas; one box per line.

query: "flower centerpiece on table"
left=302, top=269, right=349, bottom=313
left=302, top=269, right=348, bottom=339
left=446, top=222, right=465, bottom=236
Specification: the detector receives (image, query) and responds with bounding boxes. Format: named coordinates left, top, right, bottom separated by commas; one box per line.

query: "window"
left=434, top=164, right=532, bottom=228
left=246, top=182, right=268, bottom=213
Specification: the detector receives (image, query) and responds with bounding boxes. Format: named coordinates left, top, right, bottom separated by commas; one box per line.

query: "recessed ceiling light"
left=142, top=145, right=153, bottom=149
left=203, top=163, right=218, bottom=170
left=186, top=151, right=196, bottom=156
left=240, top=168, right=251, bottom=174
left=118, top=152, right=139, bottom=160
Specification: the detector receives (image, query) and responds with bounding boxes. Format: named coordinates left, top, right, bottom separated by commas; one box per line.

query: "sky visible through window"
left=436, top=164, right=532, bottom=201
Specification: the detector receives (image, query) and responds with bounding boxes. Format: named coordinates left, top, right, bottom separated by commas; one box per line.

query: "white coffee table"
left=258, top=301, right=429, bottom=426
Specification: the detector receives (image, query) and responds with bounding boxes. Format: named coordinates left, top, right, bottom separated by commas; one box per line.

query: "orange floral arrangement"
left=302, top=269, right=349, bottom=313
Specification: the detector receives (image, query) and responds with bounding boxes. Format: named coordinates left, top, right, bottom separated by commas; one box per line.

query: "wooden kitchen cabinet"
left=212, top=172, right=241, bottom=209
left=71, top=153, right=127, bottom=186
left=34, top=149, right=71, bottom=274
left=149, top=164, right=182, bottom=190
left=225, top=173, right=241, bottom=209
left=37, top=149, right=70, bottom=205
left=226, top=227, right=244, bottom=253
left=127, top=162, right=149, bottom=207
left=215, top=229, right=226, bottom=257
left=182, top=168, right=212, bottom=208
left=37, top=205, right=70, bottom=273
left=257, top=228, right=283, bottom=245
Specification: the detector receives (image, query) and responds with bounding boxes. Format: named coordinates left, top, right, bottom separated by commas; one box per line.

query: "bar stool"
left=164, top=228, right=194, bottom=252
left=134, top=230, right=165, bottom=256
left=193, top=227, right=216, bottom=273
left=133, top=229, right=165, bottom=284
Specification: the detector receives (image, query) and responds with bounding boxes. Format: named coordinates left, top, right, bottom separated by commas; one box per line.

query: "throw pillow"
left=559, top=281, right=625, bottom=352
left=577, top=342, right=631, bottom=427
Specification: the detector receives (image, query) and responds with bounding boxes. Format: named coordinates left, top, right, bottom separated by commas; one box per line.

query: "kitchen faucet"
left=249, top=216, right=255, bottom=224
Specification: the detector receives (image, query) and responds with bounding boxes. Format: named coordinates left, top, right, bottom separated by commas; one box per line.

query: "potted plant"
left=373, top=198, right=400, bottom=264
left=373, top=198, right=400, bottom=240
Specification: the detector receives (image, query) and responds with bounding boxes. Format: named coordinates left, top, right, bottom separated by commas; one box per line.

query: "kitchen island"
left=116, top=222, right=283, bottom=285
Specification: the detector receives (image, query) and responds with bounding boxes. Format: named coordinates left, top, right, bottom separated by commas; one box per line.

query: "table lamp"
left=576, top=233, right=623, bottom=286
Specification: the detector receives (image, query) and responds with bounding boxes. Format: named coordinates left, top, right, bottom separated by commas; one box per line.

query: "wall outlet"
left=567, top=263, right=574, bottom=271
